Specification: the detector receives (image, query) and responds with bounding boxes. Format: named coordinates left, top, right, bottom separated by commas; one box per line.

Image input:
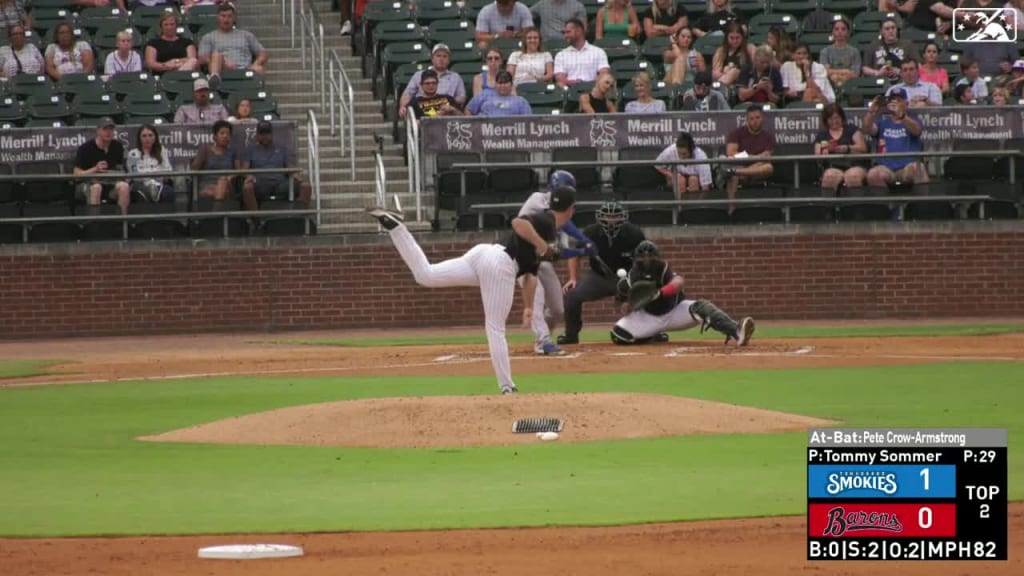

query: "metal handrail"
left=329, top=48, right=356, bottom=180
left=374, top=150, right=387, bottom=209
left=307, top=109, right=322, bottom=227
left=407, top=112, right=423, bottom=221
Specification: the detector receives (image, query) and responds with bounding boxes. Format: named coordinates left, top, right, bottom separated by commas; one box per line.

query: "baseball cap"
left=432, top=43, right=450, bottom=55
left=548, top=186, right=576, bottom=212
left=96, top=116, right=115, bottom=129
left=694, top=71, right=712, bottom=86
left=887, top=87, right=908, bottom=101
left=1013, top=59, right=1024, bottom=71
left=256, top=120, right=273, bottom=134
left=193, top=78, right=210, bottom=91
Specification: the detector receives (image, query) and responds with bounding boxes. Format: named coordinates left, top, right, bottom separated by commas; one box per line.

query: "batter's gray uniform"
left=518, top=192, right=564, bottom=348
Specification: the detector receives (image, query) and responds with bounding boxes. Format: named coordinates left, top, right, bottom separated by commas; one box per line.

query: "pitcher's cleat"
left=366, top=207, right=403, bottom=230
left=738, top=317, right=756, bottom=346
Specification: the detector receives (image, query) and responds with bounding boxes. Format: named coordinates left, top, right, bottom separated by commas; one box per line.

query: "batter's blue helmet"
left=548, top=170, right=576, bottom=192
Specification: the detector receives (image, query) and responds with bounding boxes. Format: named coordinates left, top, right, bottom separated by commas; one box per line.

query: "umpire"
left=557, top=202, right=647, bottom=345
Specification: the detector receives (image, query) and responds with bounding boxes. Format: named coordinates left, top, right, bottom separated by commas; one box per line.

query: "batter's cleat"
left=556, top=334, right=579, bottom=345
left=538, top=342, right=566, bottom=356
left=366, top=207, right=403, bottom=230
left=738, top=317, right=756, bottom=346
left=501, top=386, right=518, bottom=395
left=653, top=332, right=670, bottom=343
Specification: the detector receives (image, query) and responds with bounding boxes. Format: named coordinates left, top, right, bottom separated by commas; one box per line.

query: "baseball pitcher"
left=612, top=241, right=756, bottom=346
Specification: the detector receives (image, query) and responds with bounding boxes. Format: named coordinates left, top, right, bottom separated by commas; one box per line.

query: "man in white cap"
left=398, top=43, right=467, bottom=119
left=174, top=78, right=230, bottom=125
left=998, top=59, right=1024, bottom=98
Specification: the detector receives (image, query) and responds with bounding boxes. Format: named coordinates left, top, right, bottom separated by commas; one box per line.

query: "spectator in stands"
left=961, top=40, right=1017, bottom=78
left=579, top=70, right=617, bottom=113
left=45, top=23, right=95, bottom=80
left=74, top=117, right=130, bottom=213
left=475, top=0, right=534, bottom=48
left=128, top=124, right=175, bottom=203
left=695, top=0, right=743, bottom=38
left=241, top=120, right=311, bottom=211
left=781, top=43, right=835, bottom=104
left=554, top=18, right=610, bottom=86
left=862, top=17, right=919, bottom=81
left=104, top=30, right=142, bottom=76
left=595, top=0, right=639, bottom=41
left=711, top=21, right=754, bottom=87
left=530, top=0, right=587, bottom=45
left=862, top=90, right=928, bottom=188
left=175, top=78, right=230, bottom=125
left=0, top=25, right=44, bottom=79
left=665, top=26, right=705, bottom=85
left=625, top=72, right=665, bottom=114
left=800, top=5, right=836, bottom=33
left=473, top=70, right=532, bottom=116
left=642, top=0, right=689, bottom=41
left=763, top=26, right=794, bottom=68
left=955, top=57, right=988, bottom=102
left=814, top=103, right=867, bottom=192
left=507, top=28, right=554, bottom=85
left=918, top=42, right=949, bottom=96
left=879, top=0, right=954, bottom=33
left=334, top=0, right=354, bottom=36
left=145, top=12, right=198, bottom=73
left=820, top=17, right=859, bottom=88
left=991, top=87, right=1011, bottom=105
left=199, top=4, right=268, bottom=89
left=399, top=43, right=466, bottom=119
left=737, top=45, right=783, bottom=106
left=677, top=70, right=730, bottom=110
left=192, top=120, right=241, bottom=202
left=721, top=104, right=775, bottom=210
left=474, top=48, right=506, bottom=97
left=886, top=59, right=941, bottom=107
left=0, top=0, right=30, bottom=36
left=410, top=69, right=462, bottom=118
left=183, top=0, right=233, bottom=10
left=229, top=97, right=258, bottom=123
left=953, top=82, right=979, bottom=105
left=995, top=58, right=1024, bottom=97
left=656, top=131, right=712, bottom=196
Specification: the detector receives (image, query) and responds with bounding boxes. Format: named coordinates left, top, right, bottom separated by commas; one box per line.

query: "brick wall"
left=1, top=222, right=1022, bottom=339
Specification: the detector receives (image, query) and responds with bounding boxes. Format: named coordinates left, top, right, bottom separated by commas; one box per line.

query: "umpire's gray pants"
left=531, top=261, right=564, bottom=345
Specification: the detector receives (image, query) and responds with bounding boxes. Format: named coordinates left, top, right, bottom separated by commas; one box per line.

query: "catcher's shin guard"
left=689, top=299, right=741, bottom=344
left=610, top=324, right=636, bottom=345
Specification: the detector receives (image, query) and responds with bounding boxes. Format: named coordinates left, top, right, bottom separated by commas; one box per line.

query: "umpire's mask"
left=596, top=202, right=628, bottom=241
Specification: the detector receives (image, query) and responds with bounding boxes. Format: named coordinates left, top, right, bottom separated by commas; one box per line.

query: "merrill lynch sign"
left=423, top=107, right=1020, bottom=152
left=0, top=122, right=296, bottom=165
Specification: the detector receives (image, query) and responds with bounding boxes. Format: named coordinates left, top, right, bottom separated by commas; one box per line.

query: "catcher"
left=612, top=241, right=756, bottom=346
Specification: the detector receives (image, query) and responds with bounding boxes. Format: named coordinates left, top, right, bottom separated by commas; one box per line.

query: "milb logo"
left=953, top=8, right=1017, bottom=42
left=826, top=470, right=899, bottom=496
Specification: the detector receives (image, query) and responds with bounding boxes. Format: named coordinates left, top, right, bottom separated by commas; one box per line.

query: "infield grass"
left=258, top=322, right=1024, bottom=347
left=0, top=360, right=1020, bottom=537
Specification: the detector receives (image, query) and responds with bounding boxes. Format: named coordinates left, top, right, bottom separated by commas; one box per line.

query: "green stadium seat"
left=0, top=96, right=27, bottom=127
left=108, top=72, right=160, bottom=102
left=415, top=0, right=461, bottom=25
left=123, top=92, right=174, bottom=121
left=76, top=6, right=131, bottom=36
left=748, top=13, right=801, bottom=36
left=25, top=94, right=74, bottom=123
left=55, top=73, right=104, bottom=101
left=770, top=0, right=819, bottom=18
left=92, top=22, right=144, bottom=52
left=131, top=6, right=181, bottom=36
left=8, top=74, right=57, bottom=102
left=72, top=93, right=124, bottom=123
left=852, top=11, right=901, bottom=34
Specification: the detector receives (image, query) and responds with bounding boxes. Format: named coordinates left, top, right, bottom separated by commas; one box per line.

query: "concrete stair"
left=238, top=0, right=429, bottom=234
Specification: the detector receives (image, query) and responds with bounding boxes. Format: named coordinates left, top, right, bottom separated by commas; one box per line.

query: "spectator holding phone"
left=737, top=45, right=782, bottom=105
left=862, top=89, right=928, bottom=188
left=814, top=103, right=867, bottom=191
left=475, top=0, right=534, bottom=48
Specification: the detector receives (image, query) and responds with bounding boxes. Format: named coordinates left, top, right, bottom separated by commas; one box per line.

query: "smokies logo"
left=826, top=471, right=899, bottom=496
left=822, top=507, right=904, bottom=536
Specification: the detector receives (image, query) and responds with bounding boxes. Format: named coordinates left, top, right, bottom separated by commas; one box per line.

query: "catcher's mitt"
left=627, top=280, right=660, bottom=310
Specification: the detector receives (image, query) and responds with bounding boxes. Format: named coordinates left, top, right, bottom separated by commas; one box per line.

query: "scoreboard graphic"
left=807, top=428, right=1007, bottom=561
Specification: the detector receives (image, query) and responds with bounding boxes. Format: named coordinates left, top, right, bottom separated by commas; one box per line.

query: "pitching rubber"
left=197, top=544, right=304, bottom=560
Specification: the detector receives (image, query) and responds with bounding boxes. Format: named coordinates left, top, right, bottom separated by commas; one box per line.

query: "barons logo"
left=826, top=471, right=898, bottom=496
left=823, top=507, right=904, bottom=536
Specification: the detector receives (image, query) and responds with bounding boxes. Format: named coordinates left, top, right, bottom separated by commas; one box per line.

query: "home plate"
left=198, top=544, right=304, bottom=560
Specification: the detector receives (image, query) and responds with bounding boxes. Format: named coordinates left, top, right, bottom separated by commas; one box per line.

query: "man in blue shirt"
left=863, top=88, right=928, bottom=188
left=240, top=120, right=312, bottom=211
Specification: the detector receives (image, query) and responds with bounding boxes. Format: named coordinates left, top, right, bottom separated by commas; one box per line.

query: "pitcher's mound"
left=142, top=393, right=833, bottom=449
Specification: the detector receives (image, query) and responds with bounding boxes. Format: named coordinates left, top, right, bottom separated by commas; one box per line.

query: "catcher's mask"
left=548, top=170, right=576, bottom=192
left=596, top=202, right=628, bottom=240
left=633, top=240, right=661, bottom=275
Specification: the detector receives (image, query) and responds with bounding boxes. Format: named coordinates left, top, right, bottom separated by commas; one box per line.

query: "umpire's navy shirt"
left=243, top=142, right=292, bottom=183
left=582, top=222, right=646, bottom=278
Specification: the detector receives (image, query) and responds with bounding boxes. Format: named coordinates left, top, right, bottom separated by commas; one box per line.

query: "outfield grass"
left=0, top=360, right=61, bottom=380
left=0, top=361, right=1019, bottom=537
left=258, top=322, right=1024, bottom=347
